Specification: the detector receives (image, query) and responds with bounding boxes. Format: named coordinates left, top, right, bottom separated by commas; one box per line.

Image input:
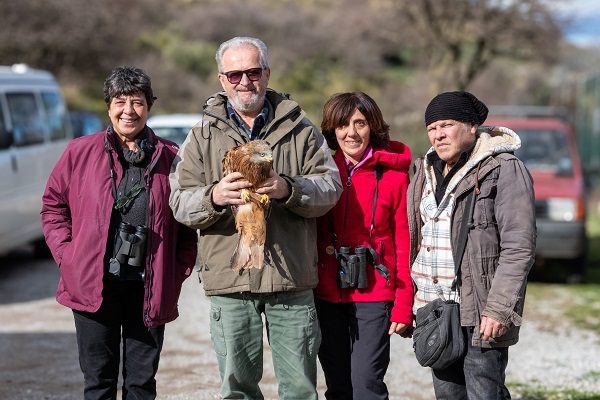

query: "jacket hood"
left=203, top=89, right=300, bottom=121
left=334, top=140, right=411, bottom=175
left=470, top=125, right=521, bottom=162
left=202, top=89, right=308, bottom=146
left=373, top=140, right=412, bottom=172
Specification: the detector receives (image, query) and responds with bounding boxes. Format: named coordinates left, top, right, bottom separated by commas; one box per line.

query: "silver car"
left=146, top=113, right=203, bottom=145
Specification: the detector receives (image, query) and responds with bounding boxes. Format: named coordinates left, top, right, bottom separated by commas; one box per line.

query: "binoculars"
left=109, top=222, right=148, bottom=280
left=337, top=245, right=368, bottom=289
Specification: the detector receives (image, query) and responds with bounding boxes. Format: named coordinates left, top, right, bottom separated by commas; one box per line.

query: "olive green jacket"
left=169, top=89, right=342, bottom=295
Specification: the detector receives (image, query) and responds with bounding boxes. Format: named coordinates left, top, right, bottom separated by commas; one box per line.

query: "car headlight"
left=546, top=198, right=579, bottom=221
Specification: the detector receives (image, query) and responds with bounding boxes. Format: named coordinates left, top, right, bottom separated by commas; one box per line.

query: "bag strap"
left=451, top=162, right=481, bottom=291
left=451, top=189, right=475, bottom=291
left=430, top=161, right=481, bottom=301
left=329, top=163, right=390, bottom=279
left=370, top=164, right=383, bottom=238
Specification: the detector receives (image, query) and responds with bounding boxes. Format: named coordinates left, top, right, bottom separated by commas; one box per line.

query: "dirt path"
left=1, top=252, right=599, bottom=399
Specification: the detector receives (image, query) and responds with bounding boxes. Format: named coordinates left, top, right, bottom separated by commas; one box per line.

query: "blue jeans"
left=209, top=290, right=321, bottom=400
left=315, top=299, right=392, bottom=400
left=431, top=327, right=511, bottom=400
left=73, top=281, right=165, bottom=400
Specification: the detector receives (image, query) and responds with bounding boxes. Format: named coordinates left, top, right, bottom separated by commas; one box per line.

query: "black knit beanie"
left=424, top=91, right=488, bottom=126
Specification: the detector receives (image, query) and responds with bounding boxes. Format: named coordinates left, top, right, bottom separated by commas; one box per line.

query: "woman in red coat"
left=314, top=91, right=413, bottom=400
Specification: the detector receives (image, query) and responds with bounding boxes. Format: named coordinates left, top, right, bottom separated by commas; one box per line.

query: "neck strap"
left=105, top=141, right=118, bottom=201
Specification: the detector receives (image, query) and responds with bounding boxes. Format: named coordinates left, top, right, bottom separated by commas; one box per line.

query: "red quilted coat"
left=314, top=141, right=414, bottom=325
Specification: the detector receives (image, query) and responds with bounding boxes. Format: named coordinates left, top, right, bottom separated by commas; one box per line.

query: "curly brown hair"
left=321, top=91, right=390, bottom=151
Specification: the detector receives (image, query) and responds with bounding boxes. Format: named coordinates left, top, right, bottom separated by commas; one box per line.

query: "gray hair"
left=103, top=66, right=156, bottom=109
left=215, top=37, right=269, bottom=73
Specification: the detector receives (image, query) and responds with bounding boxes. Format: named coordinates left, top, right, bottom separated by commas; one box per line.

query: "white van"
left=0, top=64, right=72, bottom=256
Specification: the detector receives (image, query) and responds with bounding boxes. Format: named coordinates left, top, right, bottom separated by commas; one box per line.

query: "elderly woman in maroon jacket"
left=41, top=66, right=197, bottom=400
left=314, top=91, right=413, bottom=400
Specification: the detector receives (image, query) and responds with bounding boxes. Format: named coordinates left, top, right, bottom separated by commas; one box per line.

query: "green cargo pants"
left=209, top=289, right=321, bottom=400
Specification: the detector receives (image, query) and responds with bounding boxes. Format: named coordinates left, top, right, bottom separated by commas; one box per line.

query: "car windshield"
left=515, top=129, right=573, bottom=175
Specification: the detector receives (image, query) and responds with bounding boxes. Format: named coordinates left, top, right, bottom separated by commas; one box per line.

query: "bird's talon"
left=260, top=194, right=270, bottom=204
left=241, top=189, right=250, bottom=202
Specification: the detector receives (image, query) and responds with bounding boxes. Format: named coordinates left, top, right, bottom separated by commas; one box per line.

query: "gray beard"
left=230, top=91, right=265, bottom=114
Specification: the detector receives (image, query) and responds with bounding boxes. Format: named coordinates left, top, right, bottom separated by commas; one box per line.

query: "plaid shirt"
left=411, top=157, right=460, bottom=314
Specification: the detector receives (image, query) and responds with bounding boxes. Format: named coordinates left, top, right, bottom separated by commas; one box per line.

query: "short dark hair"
left=321, top=91, right=390, bottom=150
left=103, top=66, right=156, bottom=109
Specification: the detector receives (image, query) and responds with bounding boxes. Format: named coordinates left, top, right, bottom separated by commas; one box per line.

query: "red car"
left=486, top=112, right=587, bottom=282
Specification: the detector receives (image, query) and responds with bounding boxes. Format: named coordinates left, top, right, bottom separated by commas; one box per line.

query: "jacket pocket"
left=305, top=305, right=321, bottom=357
left=479, top=257, right=496, bottom=291
left=473, top=174, right=498, bottom=228
left=471, top=255, right=498, bottom=313
left=58, top=241, right=74, bottom=268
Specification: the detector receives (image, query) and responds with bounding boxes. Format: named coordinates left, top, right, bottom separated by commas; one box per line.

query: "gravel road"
left=1, top=252, right=599, bottom=399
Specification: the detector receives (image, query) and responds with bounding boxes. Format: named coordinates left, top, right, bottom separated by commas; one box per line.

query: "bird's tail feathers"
left=230, top=240, right=264, bottom=271
left=230, top=202, right=266, bottom=271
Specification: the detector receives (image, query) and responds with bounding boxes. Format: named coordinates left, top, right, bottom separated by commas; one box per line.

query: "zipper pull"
left=346, top=176, right=352, bottom=187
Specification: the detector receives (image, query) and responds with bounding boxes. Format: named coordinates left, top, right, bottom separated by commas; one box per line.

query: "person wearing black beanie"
left=424, top=91, right=489, bottom=127
left=406, top=91, right=536, bottom=400
left=423, top=91, right=489, bottom=176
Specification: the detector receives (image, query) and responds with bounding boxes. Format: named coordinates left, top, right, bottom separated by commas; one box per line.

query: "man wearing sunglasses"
left=170, top=36, right=342, bottom=399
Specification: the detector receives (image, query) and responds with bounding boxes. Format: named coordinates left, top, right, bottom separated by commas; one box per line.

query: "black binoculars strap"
left=105, top=141, right=118, bottom=202
left=370, top=164, right=383, bottom=241
left=369, top=164, right=390, bottom=278
left=329, top=164, right=390, bottom=279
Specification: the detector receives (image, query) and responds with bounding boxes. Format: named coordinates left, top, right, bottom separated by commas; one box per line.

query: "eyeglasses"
left=114, top=181, right=144, bottom=211
left=220, top=68, right=265, bottom=84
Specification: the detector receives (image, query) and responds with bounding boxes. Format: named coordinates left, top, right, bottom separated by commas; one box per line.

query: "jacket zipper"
left=338, top=174, right=352, bottom=301
left=143, top=153, right=156, bottom=324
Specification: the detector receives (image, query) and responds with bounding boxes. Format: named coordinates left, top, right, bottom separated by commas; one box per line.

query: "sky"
left=553, top=0, right=600, bottom=46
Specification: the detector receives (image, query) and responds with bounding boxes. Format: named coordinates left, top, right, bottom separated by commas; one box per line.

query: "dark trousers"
left=431, top=327, right=511, bottom=400
left=315, top=299, right=392, bottom=400
left=73, top=281, right=165, bottom=400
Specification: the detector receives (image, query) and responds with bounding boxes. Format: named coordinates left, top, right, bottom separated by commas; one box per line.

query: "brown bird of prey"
left=223, top=140, right=273, bottom=271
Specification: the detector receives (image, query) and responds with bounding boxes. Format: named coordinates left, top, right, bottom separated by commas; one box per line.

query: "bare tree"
left=375, top=0, right=564, bottom=94
left=0, top=0, right=167, bottom=80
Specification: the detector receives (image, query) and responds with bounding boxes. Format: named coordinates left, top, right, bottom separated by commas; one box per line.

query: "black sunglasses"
left=221, top=67, right=265, bottom=84
left=114, top=181, right=144, bottom=211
